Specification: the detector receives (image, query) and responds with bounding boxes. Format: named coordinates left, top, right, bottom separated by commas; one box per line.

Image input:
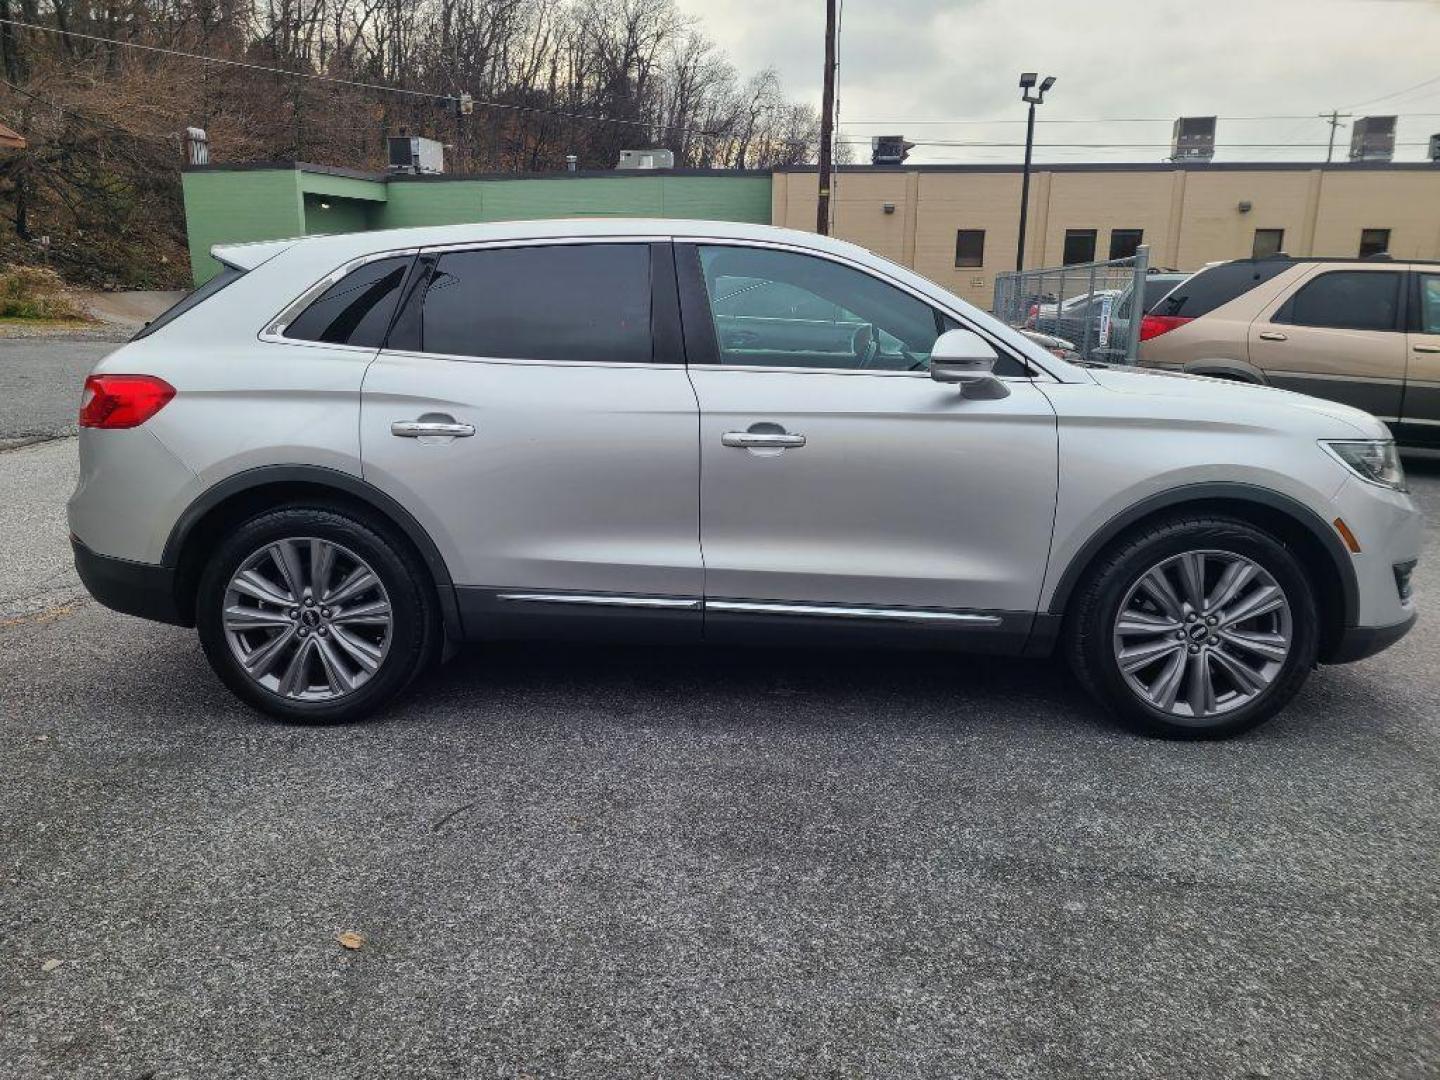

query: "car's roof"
left=213, top=218, right=873, bottom=271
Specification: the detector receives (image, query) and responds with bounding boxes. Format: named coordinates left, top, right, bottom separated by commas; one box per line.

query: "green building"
left=181, top=163, right=774, bottom=284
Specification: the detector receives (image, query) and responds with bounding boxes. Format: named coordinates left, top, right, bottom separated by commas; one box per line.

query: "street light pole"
left=1015, top=72, right=1055, bottom=272
left=1016, top=100, right=1036, bottom=272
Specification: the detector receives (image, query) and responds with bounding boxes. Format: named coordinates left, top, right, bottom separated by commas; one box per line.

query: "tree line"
left=0, top=0, right=828, bottom=286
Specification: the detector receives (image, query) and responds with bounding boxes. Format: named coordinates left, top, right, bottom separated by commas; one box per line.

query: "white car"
left=69, top=219, right=1420, bottom=738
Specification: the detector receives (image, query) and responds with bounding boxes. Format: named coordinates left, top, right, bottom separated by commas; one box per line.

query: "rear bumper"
left=1326, top=609, right=1417, bottom=665
left=71, top=536, right=190, bottom=626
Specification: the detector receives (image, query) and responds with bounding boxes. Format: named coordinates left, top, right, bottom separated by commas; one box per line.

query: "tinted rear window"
left=1142, top=276, right=1186, bottom=311
left=418, top=244, right=651, bottom=364
left=283, top=255, right=412, bottom=347
left=1155, top=259, right=1293, bottom=319
left=131, top=265, right=245, bottom=340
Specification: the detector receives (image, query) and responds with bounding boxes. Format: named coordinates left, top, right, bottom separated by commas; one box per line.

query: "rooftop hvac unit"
left=387, top=135, right=445, bottom=175
left=1349, top=116, right=1396, bottom=162
left=870, top=135, right=915, bottom=165
left=617, top=148, right=675, bottom=170
left=1170, top=117, right=1216, bottom=162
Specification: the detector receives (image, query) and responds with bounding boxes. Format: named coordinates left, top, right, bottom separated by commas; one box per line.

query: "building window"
left=1109, top=229, right=1143, bottom=261
left=1063, top=229, right=1097, bottom=265
left=954, top=229, right=985, bottom=268
left=1252, top=228, right=1285, bottom=258
left=1359, top=228, right=1391, bottom=259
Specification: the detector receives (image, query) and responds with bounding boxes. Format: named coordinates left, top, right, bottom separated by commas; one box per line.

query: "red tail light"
left=1139, top=314, right=1193, bottom=342
left=79, top=375, right=176, bottom=429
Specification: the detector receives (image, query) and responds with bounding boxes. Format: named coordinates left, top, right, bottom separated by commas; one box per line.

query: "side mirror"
left=930, top=329, right=1010, bottom=399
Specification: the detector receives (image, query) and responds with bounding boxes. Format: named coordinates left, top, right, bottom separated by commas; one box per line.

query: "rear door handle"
left=391, top=420, right=476, bottom=438
left=1414, top=344, right=1440, bottom=354
left=1258, top=331, right=1288, bottom=342
left=722, top=431, right=806, bottom=449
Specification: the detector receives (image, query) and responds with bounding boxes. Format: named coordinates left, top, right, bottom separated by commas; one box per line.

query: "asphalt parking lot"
left=2, top=338, right=1438, bottom=1079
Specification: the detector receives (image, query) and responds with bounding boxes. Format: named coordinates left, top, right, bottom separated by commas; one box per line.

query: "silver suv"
left=69, top=220, right=1421, bottom=738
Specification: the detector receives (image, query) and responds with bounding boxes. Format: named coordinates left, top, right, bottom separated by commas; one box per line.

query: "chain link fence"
left=993, top=245, right=1150, bottom=364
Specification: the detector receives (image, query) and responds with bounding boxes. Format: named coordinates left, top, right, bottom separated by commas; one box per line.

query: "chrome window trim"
left=674, top=234, right=1060, bottom=382
left=258, top=247, right=420, bottom=347
left=377, top=349, right=685, bottom=372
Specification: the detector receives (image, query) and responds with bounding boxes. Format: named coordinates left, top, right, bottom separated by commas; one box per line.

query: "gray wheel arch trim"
left=161, top=465, right=462, bottom=644
left=1045, top=482, right=1359, bottom=628
left=1181, top=359, right=1267, bottom=383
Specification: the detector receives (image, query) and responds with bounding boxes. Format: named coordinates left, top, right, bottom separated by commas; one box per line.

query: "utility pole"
left=1320, top=110, right=1352, bottom=163
left=816, top=0, right=837, bottom=235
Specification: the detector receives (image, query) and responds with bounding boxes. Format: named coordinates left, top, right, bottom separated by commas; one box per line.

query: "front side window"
left=1063, top=229, right=1097, bottom=266
left=1418, top=274, right=1440, bottom=335
left=1359, top=228, right=1391, bottom=259
left=696, top=245, right=1025, bottom=376
left=415, top=244, right=651, bottom=363
left=1252, top=229, right=1285, bottom=259
left=1109, top=229, right=1143, bottom=261
left=283, top=255, right=412, bottom=347
left=1277, top=270, right=1400, bottom=332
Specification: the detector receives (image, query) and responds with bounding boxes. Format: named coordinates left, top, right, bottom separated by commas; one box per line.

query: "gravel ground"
left=1, top=345, right=1437, bottom=1079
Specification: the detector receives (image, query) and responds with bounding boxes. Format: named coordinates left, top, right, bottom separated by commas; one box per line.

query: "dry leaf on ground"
left=336, top=931, right=365, bottom=951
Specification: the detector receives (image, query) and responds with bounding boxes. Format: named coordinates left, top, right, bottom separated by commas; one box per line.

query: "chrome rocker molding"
left=497, top=592, right=702, bottom=611
left=461, top=587, right=1030, bottom=653
left=705, top=600, right=1002, bottom=625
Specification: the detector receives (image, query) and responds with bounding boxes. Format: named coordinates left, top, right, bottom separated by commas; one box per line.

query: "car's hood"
left=1084, top=365, right=1387, bottom=439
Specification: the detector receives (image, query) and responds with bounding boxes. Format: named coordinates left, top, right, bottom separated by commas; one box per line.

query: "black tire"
left=196, top=506, right=439, bottom=723
left=1065, top=515, right=1319, bottom=740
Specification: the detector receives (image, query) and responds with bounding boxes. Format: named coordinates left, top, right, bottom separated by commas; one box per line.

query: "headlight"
left=1322, top=440, right=1407, bottom=492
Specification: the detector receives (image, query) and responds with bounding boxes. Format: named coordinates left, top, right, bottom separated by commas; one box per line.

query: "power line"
left=0, top=75, right=172, bottom=143
left=842, top=113, right=1440, bottom=126
left=0, top=16, right=715, bottom=139
left=836, top=138, right=1432, bottom=148
left=1344, top=72, right=1440, bottom=110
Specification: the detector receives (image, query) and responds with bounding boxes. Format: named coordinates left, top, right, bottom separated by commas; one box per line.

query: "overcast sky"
left=674, top=0, right=1440, bottom=165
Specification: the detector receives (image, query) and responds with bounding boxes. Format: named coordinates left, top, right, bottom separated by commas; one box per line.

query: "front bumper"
left=1327, top=609, right=1417, bottom=664
left=71, top=536, right=190, bottom=626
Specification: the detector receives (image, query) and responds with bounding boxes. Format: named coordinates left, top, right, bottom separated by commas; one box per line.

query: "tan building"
left=771, top=163, right=1440, bottom=308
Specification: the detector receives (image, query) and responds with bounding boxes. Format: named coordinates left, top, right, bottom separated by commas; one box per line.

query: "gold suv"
left=1138, top=257, right=1440, bottom=448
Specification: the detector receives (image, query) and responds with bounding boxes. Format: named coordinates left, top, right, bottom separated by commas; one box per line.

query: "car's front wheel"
left=1067, top=516, right=1319, bottom=739
left=196, top=507, right=438, bottom=723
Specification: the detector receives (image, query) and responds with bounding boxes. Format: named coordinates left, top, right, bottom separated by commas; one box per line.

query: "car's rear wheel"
left=1066, top=516, right=1319, bottom=739
left=196, top=507, right=438, bottom=723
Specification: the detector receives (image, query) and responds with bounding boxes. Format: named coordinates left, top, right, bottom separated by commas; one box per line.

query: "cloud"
left=675, top=0, right=1440, bottom=163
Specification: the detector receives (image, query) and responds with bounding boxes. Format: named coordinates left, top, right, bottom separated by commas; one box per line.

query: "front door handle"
left=391, top=419, right=476, bottom=438
left=1414, top=344, right=1440, bottom=354
left=1258, top=331, right=1288, bottom=342
left=722, top=431, right=806, bottom=449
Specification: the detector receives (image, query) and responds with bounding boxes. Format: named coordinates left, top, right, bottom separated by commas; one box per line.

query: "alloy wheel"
left=222, top=537, right=393, bottom=701
left=1111, top=549, right=1292, bottom=722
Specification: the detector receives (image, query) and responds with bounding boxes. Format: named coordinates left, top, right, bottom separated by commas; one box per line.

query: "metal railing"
left=993, top=244, right=1150, bottom=364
